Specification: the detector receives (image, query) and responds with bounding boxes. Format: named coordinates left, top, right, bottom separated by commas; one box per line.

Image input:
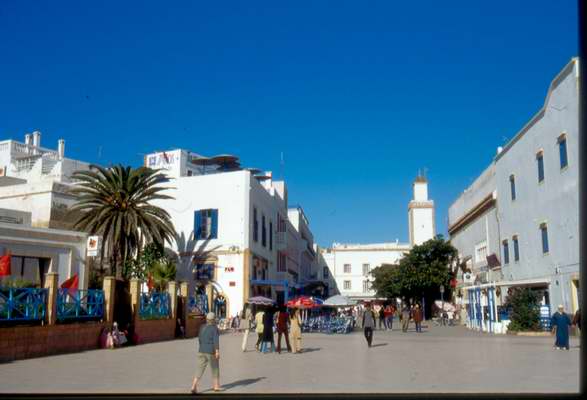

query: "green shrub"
left=504, top=287, right=541, bottom=332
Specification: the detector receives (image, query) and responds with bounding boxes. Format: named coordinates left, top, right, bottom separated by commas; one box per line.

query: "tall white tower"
left=408, top=174, right=435, bottom=246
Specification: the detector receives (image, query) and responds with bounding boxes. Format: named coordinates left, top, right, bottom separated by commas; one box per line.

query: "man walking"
left=413, top=304, right=423, bottom=333
left=362, top=303, right=377, bottom=347
left=276, top=306, right=292, bottom=353
left=191, top=313, right=222, bottom=394
left=551, top=304, right=572, bottom=350
left=384, top=304, right=394, bottom=330
left=378, top=306, right=386, bottom=330
left=401, top=304, right=411, bottom=332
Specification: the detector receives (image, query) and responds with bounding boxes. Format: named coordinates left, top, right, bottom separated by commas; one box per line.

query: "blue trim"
left=211, top=209, right=218, bottom=239
left=139, top=291, right=170, bottom=319
left=57, top=289, right=104, bottom=321
left=0, top=287, right=47, bottom=322
left=194, top=210, right=202, bottom=240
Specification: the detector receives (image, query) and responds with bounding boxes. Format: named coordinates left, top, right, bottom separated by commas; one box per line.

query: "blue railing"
left=139, top=291, right=170, bottom=319
left=188, top=294, right=208, bottom=314
left=0, top=287, right=48, bottom=322
left=57, top=289, right=104, bottom=321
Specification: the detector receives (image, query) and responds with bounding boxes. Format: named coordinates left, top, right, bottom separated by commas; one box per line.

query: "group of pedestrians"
left=239, top=305, right=303, bottom=354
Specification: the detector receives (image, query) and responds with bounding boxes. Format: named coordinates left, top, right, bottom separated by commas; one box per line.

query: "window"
left=262, top=215, right=266, bottom=247
left=187, top=170, right=193, bottom=176
left=540, top=223, right=549, bottom=254
left=277, top=252, right=286, bottom=272
left=323, top=266, right=329, bottom=279
left=513, top=235, right=520, bottom=262
left=363, top=280, right=370, bottom=293
left=195, top=263, right=214, bottom=280
left=475, top=241, right=487, bottom=263
left=269, top=221, right=273, bottom=250
left=509, top=175, right=516, bottom=201
left=536, top=151, right=545, bottom=183
left=253, top=207, right=258, bottom=242
left=502, top=240, right=509, bottom=265
left=362, top=263, right=370, bottom=276
left=343, top=264, right=351, bottom=274
left=343, top=280, right=351, bottom=290
left=194, top=209, right=218, bottom=240
left=558, top=134, right=568, bottom=169
left=6, top=256, right=49, bottom=285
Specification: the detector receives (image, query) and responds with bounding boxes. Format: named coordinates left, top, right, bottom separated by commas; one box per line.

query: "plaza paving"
left=0, top=323, right=580, bottom=394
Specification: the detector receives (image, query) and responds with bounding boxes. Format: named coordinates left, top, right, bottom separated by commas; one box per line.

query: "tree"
left=69, top=164, right=176, bottom=280
left=503, top=287, right=541, bottom=332
left=370, top=236, right=457, bottom=316
left=370, top=263, right=402, bottom=299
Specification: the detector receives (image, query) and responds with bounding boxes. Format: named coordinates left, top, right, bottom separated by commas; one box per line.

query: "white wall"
left=322, top=246, right=408, bottom=298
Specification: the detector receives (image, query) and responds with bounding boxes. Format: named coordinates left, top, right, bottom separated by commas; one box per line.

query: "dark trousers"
left=379, top=318, right=386, bottom=330
left=276, top=330, right=291, bottom=352
left=255, top=333, right=263, bottom=349
left=415, top=321, right=422, bottom=332
left=364, top=327, right=373, bottom=347
left=386, top=316, right=394, bottom=330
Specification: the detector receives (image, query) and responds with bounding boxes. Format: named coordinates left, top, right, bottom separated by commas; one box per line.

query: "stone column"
left=168, top=281, right=177, bottom=320
left=206, top=282, right=213, bottom=315
left=129, top=278, right=141, bottom=323
left=180, top=281, right=189, bottom=320
left=44, top=272, right=59, bottom=325
left=102, top=276, right=116, bottom=323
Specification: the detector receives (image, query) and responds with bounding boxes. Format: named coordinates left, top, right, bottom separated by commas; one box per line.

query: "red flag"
left=61, top=274, right=79, bottom=297
left=147, top=273, right=154, bottom=291
left=0, top=252, right=11, bottom=277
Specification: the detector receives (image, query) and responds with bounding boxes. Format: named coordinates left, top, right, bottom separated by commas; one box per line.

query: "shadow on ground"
left=300, top=348, right=320, bottom=353
left=371, top=343, right=388, bottom=348
left=202, top=377, right=266, bottom=392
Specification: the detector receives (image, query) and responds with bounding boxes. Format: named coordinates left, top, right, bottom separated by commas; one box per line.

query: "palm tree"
left=69, top=164, right=176, bottom=280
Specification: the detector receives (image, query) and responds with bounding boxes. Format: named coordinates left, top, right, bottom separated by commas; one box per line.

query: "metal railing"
left=188, top=294, right=208, bottom=314
left=0, top=287, right=48, bottom=322
left=139, top=291, right=170, bottom=319
left=56, top=289, right=104, bottom=321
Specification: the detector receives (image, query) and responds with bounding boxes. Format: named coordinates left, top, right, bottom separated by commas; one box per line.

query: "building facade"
left=0, top=131, right=91, bottom=230
left=448, top=58, right=580, bottom=333
left=320, top=176, right=435, bottom=301
left=146, top=149, right=319, bottom=318
left=0, top=208, right=89, bottom=289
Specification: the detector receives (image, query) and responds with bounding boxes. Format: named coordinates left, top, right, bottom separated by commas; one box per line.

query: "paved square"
left=0, top=324, right=579, bottom=394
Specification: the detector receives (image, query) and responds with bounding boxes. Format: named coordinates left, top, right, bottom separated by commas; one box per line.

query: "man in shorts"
left=191, top=312, right=222, bottom=393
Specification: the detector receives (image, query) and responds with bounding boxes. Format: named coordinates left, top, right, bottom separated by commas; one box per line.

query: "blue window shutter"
left=211, top=209, right=218, bottom=239
left=194, top=210, right=202, bottom=240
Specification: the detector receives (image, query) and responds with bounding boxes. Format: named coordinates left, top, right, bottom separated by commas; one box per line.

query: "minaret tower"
left=408, top=172, right=435, bottom=246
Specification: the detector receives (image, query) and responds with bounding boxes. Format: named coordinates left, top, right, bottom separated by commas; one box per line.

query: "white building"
left=0, top=208, right=89, bottom=289
left=448, top=58, right=580, bottom=333
left=0, top=131, right=91, bottom=230
left=320, top=176, right=435, bottom=301
left=145, top=149, right=320, bottom=318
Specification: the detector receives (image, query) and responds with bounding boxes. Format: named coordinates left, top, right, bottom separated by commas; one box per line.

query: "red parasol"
left=286, top=295, right=322, bottom=309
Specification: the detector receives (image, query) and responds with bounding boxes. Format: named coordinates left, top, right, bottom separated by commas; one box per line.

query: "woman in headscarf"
left=261, top=306, right=275, bottom=353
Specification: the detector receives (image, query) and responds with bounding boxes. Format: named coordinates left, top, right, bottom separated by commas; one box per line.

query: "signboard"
left=224, top=266, right=235, bottom=273
left=146, top=151, right=177, bottom=170
left=463, top=272, right=475, bottom=284
left=87, top=236, right=101, bottom=257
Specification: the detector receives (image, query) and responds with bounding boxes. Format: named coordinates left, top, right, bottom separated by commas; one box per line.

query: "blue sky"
left=0, top=1, right=578, bottom=247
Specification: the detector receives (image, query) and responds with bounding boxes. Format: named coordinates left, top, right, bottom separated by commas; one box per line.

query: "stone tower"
left=408, top=173, right=435, bottom=246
